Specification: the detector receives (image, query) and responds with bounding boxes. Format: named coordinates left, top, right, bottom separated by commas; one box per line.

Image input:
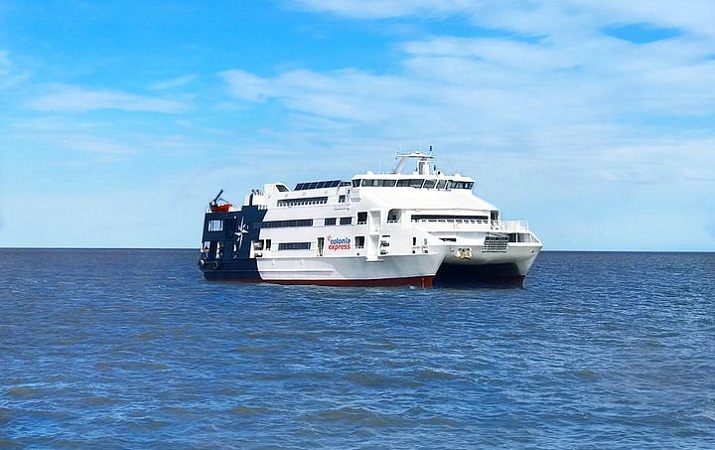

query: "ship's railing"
left=412, top=218, right=490, bottom=225
left=412, top=218, right=530, bottom=231
left=493, top=220, right=530, bottom=231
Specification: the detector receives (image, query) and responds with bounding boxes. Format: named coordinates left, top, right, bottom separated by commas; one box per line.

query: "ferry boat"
left=198, top=152, right=541, bottom=287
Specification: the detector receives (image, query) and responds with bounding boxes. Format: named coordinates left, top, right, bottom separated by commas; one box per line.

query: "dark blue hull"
left=434, top=262, right=524, bottom=288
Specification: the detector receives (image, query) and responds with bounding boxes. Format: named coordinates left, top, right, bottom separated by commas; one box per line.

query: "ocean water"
left=1, top=249, right=714, bottom=449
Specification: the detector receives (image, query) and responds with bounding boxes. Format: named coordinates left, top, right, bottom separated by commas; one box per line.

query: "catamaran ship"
left=198, top=152, right=541, bottom=287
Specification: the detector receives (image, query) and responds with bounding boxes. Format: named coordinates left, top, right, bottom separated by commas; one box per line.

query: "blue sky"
left=1, top=0, right=714, bottom=250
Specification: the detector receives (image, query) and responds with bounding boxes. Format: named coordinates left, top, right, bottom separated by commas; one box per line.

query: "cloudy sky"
left=1, top=0, right=714, bottom=250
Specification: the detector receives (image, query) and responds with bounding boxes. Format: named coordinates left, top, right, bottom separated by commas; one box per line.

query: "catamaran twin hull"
left=198, top=153, right=542, bottom=288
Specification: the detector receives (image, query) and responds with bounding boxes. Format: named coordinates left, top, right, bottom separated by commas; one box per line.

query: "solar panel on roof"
left=293, top=180, right=344, bottom=190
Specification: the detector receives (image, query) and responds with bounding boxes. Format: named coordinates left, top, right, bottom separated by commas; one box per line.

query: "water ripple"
left=1, top=249, right=714, bottom=449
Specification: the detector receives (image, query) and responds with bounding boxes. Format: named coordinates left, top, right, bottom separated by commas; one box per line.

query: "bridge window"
left=423, top=180, right=436, bottom=189
left=396, top=179, right=424, bottom=188
left=449, top=181, right=474, bottom=189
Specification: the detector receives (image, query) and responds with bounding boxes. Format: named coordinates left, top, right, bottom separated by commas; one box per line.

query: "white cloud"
left=217, top=2, right=715, bottom=251
left=149, top=74, right=197, bottom=91
left=26, top=84, right=189, bottom=113
left=221, top=70, right=272, bottom=102
left=0, top=50, right=30, bottom=89
left=230, top=0, right=715, bottom=137
left=292, top=0, right=715, bottom=38
left=290, top=0, right=475, bottom=19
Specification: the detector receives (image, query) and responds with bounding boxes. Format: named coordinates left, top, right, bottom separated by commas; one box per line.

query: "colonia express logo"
left=327, top=236, right=351, bottom=251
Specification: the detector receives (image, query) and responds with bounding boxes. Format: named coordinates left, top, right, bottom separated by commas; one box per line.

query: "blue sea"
left=1, top=249, right=714, bottom=449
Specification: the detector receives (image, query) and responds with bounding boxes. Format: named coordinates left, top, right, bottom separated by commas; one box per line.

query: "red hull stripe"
left=270, top=276, right=434, bottom=288
left=209, top=276, right=434, bottom=288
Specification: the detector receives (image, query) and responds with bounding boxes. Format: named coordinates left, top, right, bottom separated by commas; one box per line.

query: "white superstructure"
left=199, top=152, right=541, bottom=287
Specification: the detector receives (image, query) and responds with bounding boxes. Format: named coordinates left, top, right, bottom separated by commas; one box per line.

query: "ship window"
left=361, top=179, right=379, bottom=187
left=352, top=179, right=361, bottom=187
left=276, top=184, right=289, bottom=192
left=257, top=219, right=314, bottom=228
left=265, top=239, right=272, bottom=250
left=436, top=180, right=447, bottom=189
left=277, top=197, right=328, bottom=207
left=277, top=242, right=312, bottom=251
left=355, top=236, right=365, bottom=249
left=338, top=195, right=346, bottom=203
left=357, top=212, right=368, bottom=225
left=423, top=179, right=436, bottom=189
left=509, top=233, right=533, bottom=243
left=396, top=179, right=423, bottom=188
left=450, top=181, right=473, bottom=190
left=340, top=217, right=352, bottom=225
left=412, top=237, right=417, bottom=246
left=380, top=179, right=397, bottom=187
left=208, top=220, right=223, bottom=232
left=325, top=217, right=337, bottom=226
left=387, top=209, right=401, bottom=223
left=490, top=211, right=499, bottom=222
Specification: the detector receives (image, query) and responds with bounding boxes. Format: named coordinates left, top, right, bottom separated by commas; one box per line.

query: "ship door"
left=317, top=237, right=324, bottom=257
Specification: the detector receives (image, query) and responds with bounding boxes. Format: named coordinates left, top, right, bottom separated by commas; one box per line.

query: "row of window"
left=352, top=178, right=474, bottom=190
left=275, top=237, right=367, bottom=251
left=324, top=217, right=353, bottom=226
left=208, top=211, right=495, bottom=233
left=257, top=219, right=314, bottom=229
left=207, top=216, right=357, bottom=232
left=277, top=196, right=328, bottom=207
left=258, top=217, right=353, bottom=228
